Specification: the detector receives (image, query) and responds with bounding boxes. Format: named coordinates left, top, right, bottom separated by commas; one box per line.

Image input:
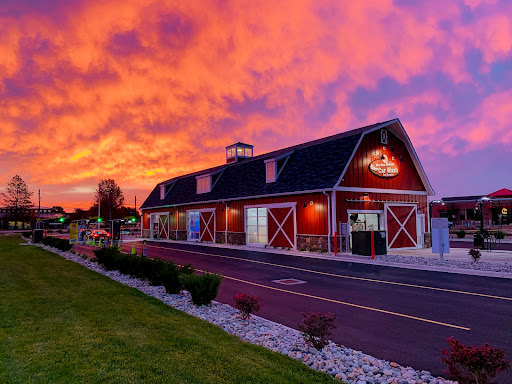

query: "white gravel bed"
left=377, top=254, right=512, bottom=273
left=32, top=241, right=455, bottom=384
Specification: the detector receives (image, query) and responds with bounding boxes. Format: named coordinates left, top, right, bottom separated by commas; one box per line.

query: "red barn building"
left=140, top=118, right=434, bottom=252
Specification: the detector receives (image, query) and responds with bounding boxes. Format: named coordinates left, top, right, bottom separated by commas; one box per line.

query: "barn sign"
left=369, top=154, right=400, bottom=178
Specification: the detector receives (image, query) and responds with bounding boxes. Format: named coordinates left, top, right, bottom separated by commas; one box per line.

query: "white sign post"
left=431, top=218, right=450, bottom=261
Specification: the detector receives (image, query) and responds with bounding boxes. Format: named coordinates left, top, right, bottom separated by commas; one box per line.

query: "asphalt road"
left=75, top=241, right=512, bottom=382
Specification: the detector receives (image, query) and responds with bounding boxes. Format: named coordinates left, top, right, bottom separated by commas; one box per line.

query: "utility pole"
left=98, top=182, right=101, bottom=229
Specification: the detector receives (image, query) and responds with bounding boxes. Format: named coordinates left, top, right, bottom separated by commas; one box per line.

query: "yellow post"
left=98, top=238, right=102, bottom=248
left=117, top=241, right=122, bottom=252
left=110, top=238, right=114, bottom=248
left=131, top=242, right=137, bottom=255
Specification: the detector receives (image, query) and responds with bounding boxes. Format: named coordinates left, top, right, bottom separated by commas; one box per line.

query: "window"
left=244, top=148, right=252, bottom=157
left=187, top=211, right=200, bottom=240
left=227, top=148, right=235, bottom=158
left=266, top=161, right=276, bottom=183
left=246, top=207, right=267, bottom=245
left=380, top=129, right=388, bottom=144
left=197, top=175, right=211, bottom=194
left=237, top=147, right=244, bottom=156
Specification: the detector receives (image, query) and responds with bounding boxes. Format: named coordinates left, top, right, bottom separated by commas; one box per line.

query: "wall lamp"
left=302, top=202, right=307, bottom=208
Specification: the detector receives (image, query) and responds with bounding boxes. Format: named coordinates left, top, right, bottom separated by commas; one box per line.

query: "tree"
left=52, top=206, right=66, bottom=214
left=1, top=175, right=33, bottom=229
left=94, top=179, right=124, bottom=222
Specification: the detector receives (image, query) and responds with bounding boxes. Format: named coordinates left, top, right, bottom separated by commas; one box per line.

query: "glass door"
left=246, top=207, right=268, bottom=245
left=187, top=211, right=200, bottom=240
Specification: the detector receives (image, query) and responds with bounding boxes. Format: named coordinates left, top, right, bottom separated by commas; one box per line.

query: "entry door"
left=199, top=211, right=215, bottom=242
left=158, top=214, right=169, bottom=239
left=268, top=206, right=296, bottom=249
left=416, top=214, right=425, bottom=248
left=385, top=204, right=418, bottom=249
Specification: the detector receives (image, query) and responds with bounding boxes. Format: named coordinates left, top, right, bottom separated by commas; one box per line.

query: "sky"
left=1, top=0, right=511, bottom=212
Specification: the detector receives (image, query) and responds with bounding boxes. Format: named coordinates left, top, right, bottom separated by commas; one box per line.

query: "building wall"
left=339, top=129, right=425, bottom=191
left=142, top=191, right=330, bottom=239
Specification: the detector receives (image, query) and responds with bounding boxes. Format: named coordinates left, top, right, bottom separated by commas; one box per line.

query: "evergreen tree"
left=1, top=175, right=33, bottom=229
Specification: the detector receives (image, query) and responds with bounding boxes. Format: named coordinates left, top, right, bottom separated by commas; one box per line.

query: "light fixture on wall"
left=363, top=193, right=370, bottom=202
left=302, top=202, right=307, bottom=208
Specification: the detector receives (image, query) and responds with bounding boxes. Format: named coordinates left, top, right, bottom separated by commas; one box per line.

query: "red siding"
left=339, top=129, right=425, bottom=191
left=142, top=192, right=330, bottom=236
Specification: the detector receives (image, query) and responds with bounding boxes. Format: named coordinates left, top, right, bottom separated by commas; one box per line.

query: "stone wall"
left=424, top=232, right=432, bottom=248
left=297, top=234, right=329, bottom=252
left=141, top=229, right=150, bottom=238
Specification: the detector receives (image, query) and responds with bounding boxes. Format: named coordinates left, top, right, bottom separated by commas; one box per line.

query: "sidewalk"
left=121, top=236, right=512, bottom=279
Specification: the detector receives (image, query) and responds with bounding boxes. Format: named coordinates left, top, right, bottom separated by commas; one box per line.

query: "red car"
left=85, top=230, right=111, bottom=241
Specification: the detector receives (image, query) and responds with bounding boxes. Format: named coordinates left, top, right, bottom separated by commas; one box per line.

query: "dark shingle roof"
left=141, top=120, right=394, bottom=209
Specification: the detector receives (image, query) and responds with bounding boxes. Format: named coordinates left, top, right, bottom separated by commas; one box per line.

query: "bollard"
left=371, top=231, right=375, bottom=260
left=131, top=242, right=137, bottom=255
left=142, top=240, right=147, bottom=257
left=117, top=240, right=122, bottom=252
left=110, top=238, right=114, bottom=248
left=98, top=238, right=102, bottom=248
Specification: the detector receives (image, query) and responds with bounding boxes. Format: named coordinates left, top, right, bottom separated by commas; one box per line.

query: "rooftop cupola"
left=226, top=142, right=253, bottom=163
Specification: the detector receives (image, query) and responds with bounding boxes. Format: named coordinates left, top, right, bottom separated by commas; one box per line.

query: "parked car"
left=85, top=230, right=111, bottom=241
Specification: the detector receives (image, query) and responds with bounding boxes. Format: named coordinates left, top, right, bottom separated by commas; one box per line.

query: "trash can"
left=352, top=231, right=387, bottom=256
left=474, top=234, right=484, bottom=249
left=32, top=229, right=44, bottom=243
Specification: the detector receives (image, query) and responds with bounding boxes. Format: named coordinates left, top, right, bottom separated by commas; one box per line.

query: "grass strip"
left=0, top=236, right=334, bottom=383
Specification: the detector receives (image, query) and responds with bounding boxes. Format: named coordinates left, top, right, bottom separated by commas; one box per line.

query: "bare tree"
left=1, top=175, right=33, bottom=229
left=94, top=179, right=125, bottom=222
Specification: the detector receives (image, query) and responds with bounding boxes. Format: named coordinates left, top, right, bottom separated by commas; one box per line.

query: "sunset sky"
left=1, top=0, right=511, bottom=212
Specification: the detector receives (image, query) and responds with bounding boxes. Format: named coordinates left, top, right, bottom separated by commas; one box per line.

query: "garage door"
left=385, top=204, right=417, bottom=249
left=268, top=206, right=295, bottom=249
left=199, top=211, right=215, bottom=242
left=158, top=214, right=169, bottom=239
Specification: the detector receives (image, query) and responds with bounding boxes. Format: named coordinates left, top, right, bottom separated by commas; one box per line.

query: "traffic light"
left=130, top=217, right=136, bottom=223
left=59, top=217, right=65, bottom=223
left=98, top=217, right=102, bottom=223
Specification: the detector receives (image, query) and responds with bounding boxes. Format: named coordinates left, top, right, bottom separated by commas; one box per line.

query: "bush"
left=298, top=312, right=337, bottom=350
left=495, top=230, right=505, bottom=240
left=22, top=231, right=32, bottom=238
left=469, top=248, right=481, bottom=263
left=456, top=230, right=466, bottom=238
left=233, top=293, right=262, bottom=320
left=93, top=247, right=124, bottom=271
left=160, top=263, right=194, bottom=294
left=441, top=336, right=510, bottom=384
left=181, top=272, right=222, bottom=306
left=41, top=236, right=73, bottom=252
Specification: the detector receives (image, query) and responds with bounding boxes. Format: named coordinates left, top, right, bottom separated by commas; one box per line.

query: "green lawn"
left=0, top=236, right=334, bottom=383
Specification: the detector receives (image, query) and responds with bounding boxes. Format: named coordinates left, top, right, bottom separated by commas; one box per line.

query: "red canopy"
left=487, top=188, right=512, bottom=197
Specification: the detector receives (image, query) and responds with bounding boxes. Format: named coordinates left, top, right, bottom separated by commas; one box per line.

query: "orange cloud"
left=0, top=0, right=511, bottom=209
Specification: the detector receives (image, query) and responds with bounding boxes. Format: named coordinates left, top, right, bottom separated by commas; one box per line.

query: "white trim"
left=333, top=118, right=435, bottom=196
left=244, top=202, right=297, bottom=209
left=268, top=207, right=295, bottom=249
left=347, top=209, right=384, bottom=214
left=333, top=121, right=393, bottom=188
left=141, top=189, right=329, bottom=210
left=199, top=211, right=215, bottom=242
left=384, top=203, right=418, bottom=250
left=186, top=208, right=216, bottom=213
left=335, top=186, right=428, bottom=196
left=150, top=211, right=170, bottom=239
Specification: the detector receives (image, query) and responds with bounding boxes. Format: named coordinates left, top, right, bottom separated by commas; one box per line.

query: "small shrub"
left=22, top=231, right=32, bottom=238
left=41, top=236, right=72, bottom=252
left=456, top=230, right=466, bottom=238
left=160, top=263, right=194, bottom=294
left=181, top=272, right=222, bottom=306
left=233, top=293, right=262, bottom=320
left=469, top=248, right=481, bottom=263
left=495, top=230, right=505, bottom=240
left=94, top=247, right=123, bottom=270
left=298, top=312, right=337, bottom=350
left=441, top=336, right=510, bottom=384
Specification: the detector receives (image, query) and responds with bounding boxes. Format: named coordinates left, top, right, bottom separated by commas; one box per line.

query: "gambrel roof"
left=141, top=118, right=433, bottom=209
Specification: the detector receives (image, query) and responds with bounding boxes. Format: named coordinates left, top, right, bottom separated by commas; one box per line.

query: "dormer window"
left=226, top=142, right=253, bottom=163
left=196, top=175, right=211, bottom=194
left=160, top=181, right=175, bottom=199
left=265, top=160, right=276, bottom=183
left=265, top=150, right=293, bottom=183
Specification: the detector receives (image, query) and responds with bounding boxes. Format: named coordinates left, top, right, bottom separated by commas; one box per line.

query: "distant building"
left=0, top=206, right=65, bottom=230
left=140, top=118, right=434, bottom=252
left=431, top=188, right=512, bottom=228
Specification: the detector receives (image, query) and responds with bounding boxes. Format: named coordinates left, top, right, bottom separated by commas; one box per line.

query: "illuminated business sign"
left=369, top=154, right=400, bottom=178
